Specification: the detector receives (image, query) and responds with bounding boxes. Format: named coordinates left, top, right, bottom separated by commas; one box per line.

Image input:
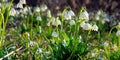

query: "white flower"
left=103, top=41, right=109, bottom=47
left=103, top=17, right=110, bottom=22
left=22, top=7, right=28, bottom=14
left=117, top=23, right=120, bottom=29
left=16, top=3, right=23, bottom=8
left=101, top=20, right=105, bottom=24
left=80, top=11, right=89, bottom=21
left=40, top=4, right=48, bottom=12
left=81, top=22, right=92, bottom=30
left=36, top=48, right=42, bottom=54
left=51, top=18, right=61, bottom=26
left=19, top=0, right=26, bottom=4
left=45, top=51, right=51, bottom=56
left=29, top=41, right=37, bottom=47
left=116, top=30, right=120, bottom=36
left=64, top=10, right=75, bottom=20
left=47, top=10, right=52, bottom=18
left=34, top=6, right=40, bottom=12
left=69, top=20, right=75, bottom=25
left=68, top=10, right=75, bottom=17
left=95, top=15, right=100, bottom=20
left=64, top=12, right=72, bottom=20
left=97, top=10, right=102, bottom=16
left=36, top=16, right=42, bottom=21
left=10, top=8, right=16, bottom=16
left=52, top=31, right=58, bottom=37
left=92, top=24, right=98, bottom=31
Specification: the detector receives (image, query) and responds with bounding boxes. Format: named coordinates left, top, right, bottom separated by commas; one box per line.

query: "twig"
left=0, top=46, right=24, bottom=60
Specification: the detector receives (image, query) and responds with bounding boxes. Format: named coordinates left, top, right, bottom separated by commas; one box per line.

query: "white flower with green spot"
left=81, top=22, right=92, bottom=30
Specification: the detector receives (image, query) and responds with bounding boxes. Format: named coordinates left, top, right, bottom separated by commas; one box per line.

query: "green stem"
left=86, top=30, right=91, bottom=43
left=108, top=26, right=116, bottom=37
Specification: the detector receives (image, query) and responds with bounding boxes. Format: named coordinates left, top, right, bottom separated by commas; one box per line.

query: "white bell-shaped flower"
left=36, top=16, right=42, bottom=21
left=68, top=10, right=75, bottom=17
left=52, top=19, right=61, bottom=26
left=69, top=20, right=75, bottom=25
left=40, top=4, right=48, bottom=12
left=80, top=10, right=89, bottom=21
left=10, top=8, right=16, bottom=16
left=34, top=6, right=40, bottom=12
left=92, top=24, right=98, bottom=31
left=16, top=3, right=23, bottom=8
left=19, top=0, right=26, bottom=4
left=52, top=31, right=58, bottom=37
left=81, top=22, right=92, bottom=30
left=116, top=30, right=120, bottom=36
left=64, top=13, right=71, bottom=20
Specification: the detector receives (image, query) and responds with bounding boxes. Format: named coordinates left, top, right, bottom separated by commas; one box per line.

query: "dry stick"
left=0, top=46, right=24, bottom=60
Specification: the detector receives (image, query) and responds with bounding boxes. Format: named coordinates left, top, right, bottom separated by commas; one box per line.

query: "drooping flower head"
left=92, top=24, right=98, bottom=31
left=79, top=10, right=89, bottom=21
left=10, top=8, right=16, bottom=16
left=81, top=22, right=92, bottom=30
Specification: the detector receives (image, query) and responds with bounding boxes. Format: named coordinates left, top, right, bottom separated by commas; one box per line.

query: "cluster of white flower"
left=81, top=22, right=98, bottom=31
left=64, top=10, right=75, bottom=20
left=95, top=10, right=110, bottom=24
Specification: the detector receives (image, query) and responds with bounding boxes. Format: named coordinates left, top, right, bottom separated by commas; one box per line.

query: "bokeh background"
left=12, top=0, right=120, bottom=20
